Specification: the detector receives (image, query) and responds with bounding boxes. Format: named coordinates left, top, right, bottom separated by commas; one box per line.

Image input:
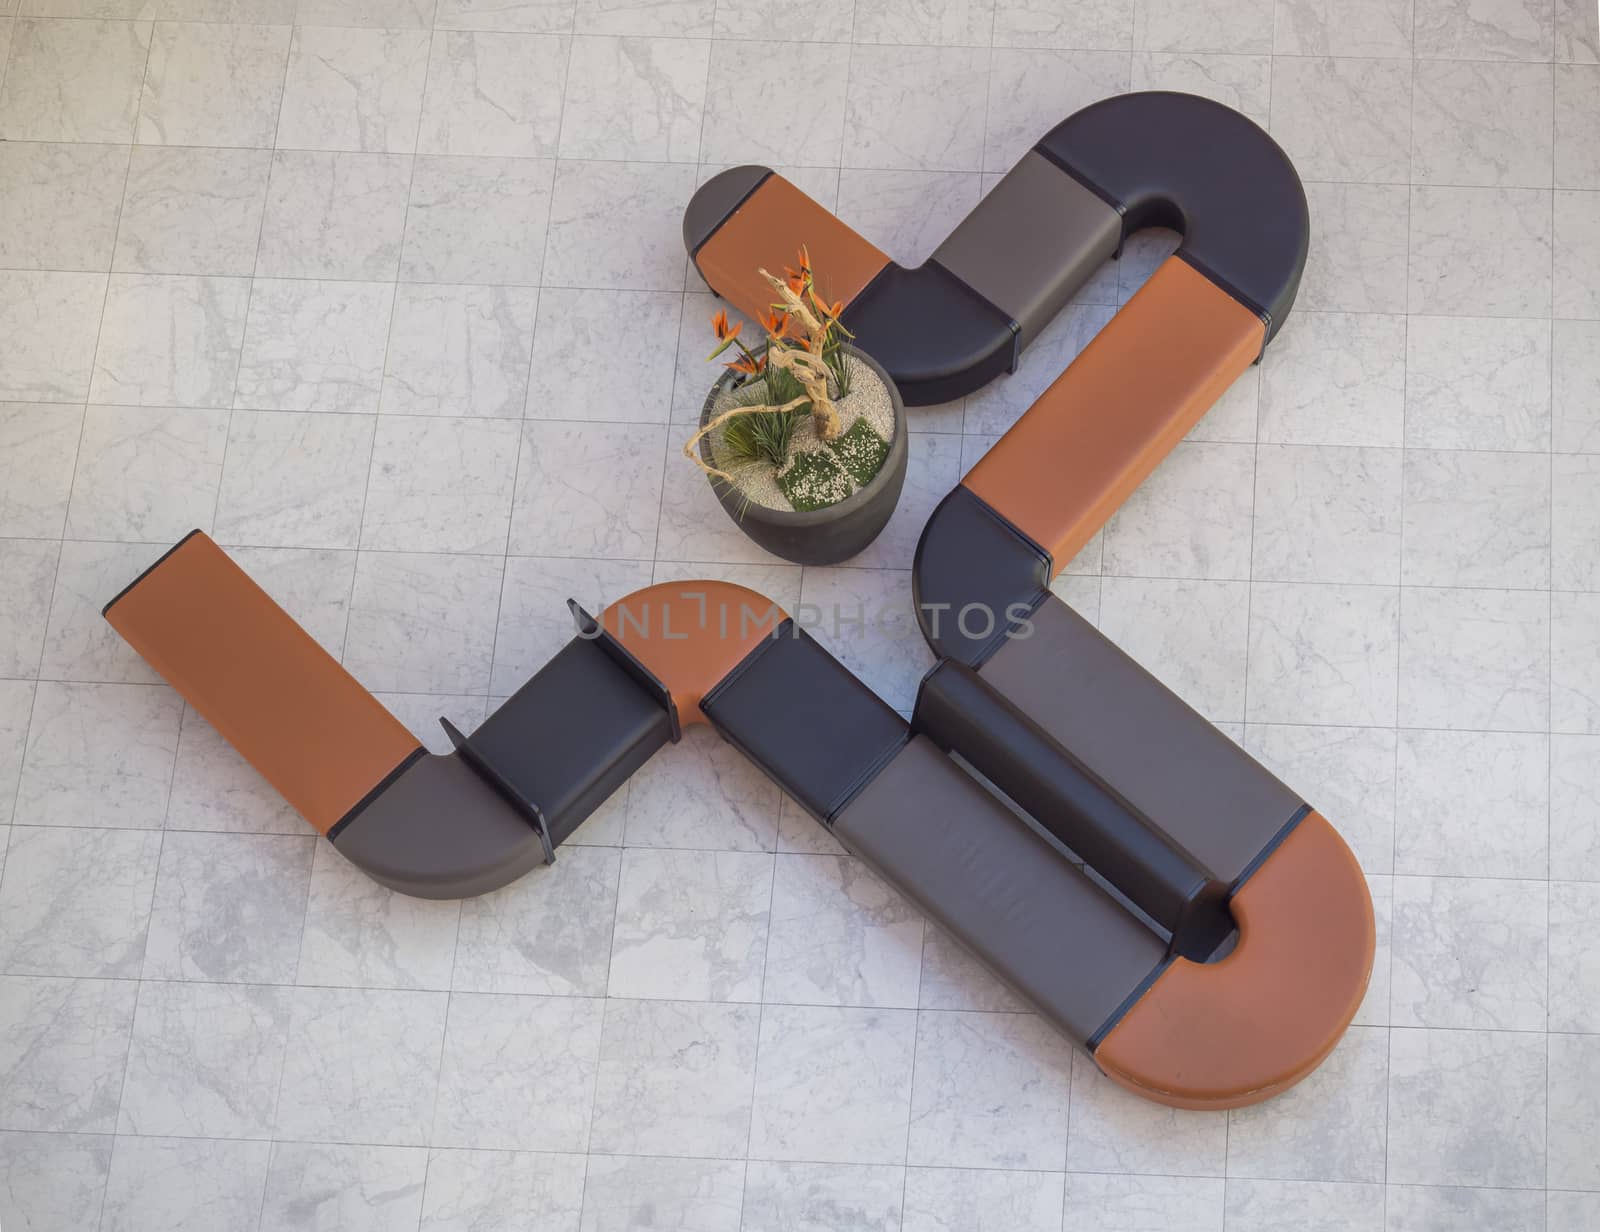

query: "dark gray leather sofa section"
left=833, top=735, right=1168, bottom=1044
left=979, top=595, right=1303, bottom=885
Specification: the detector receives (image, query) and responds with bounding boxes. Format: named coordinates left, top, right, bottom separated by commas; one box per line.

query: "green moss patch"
left=827, top=418, right=890, bottom=485
left=777, top=449, right=852, bottom=512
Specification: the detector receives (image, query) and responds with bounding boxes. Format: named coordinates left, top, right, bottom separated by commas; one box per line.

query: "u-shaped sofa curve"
left=102, top=91, right=1371, bottom=1111
left=683, top=90, right=1309, bottom=405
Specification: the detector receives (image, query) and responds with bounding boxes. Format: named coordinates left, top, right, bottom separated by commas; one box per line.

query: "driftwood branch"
left=681, top=395, right=811, bottom=484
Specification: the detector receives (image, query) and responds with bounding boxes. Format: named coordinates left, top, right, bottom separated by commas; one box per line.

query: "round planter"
left=698, top=344, right=908, bottom=566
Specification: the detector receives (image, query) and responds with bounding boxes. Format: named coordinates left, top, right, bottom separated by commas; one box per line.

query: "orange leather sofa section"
left=693, top=174, right=890, bottom=327
left=601, top=581, right=787, bottom=721
left=1093, top=811, right=1375, bottom=1110
left=104, top=532, right=420, bottom=835
left=963, top=255, right=1264, bottom=570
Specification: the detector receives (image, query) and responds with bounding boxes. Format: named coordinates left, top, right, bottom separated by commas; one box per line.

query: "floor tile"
left=17, top=680, right=181, bottom=830
left=360, top=416, right=519, bottom=553
left=1554, top=320, right=1600, bottom=451
left=1398, top=586, right=1549, bottom=732
left=452, top=846, right=620, bottom=995
left=400, top=155, right=554, bottom=285
left=1553, top=592, right=1600, bottom=734
left=1554, top=454, right=1600, bottom=590
left=1404, top=316, right=1551, bottom=451
left=343, top=550, right=503, bottom=692
left=525, top=287, right=680, bottom=423
left=1557, top=0, right=1600, bottom=61
left=1253, top=444, right=1403, bottom=585
left=0, top=18, right=152, bottom=142
left=1061, top=1172, right=1224, bottom=1231
left=100, top=1135, right=271, bottom=1232
left=1408, top=186, right=1552, bottom=318
left=1247, top=586, right=1400, bottom=725
left=417, top=1148, right=587, bottom=1232
left=578, top=1157, right=743, bottom=1232
left=65, top=405, right=228, bottom=541
left=0, top=825, right=163, bottom=977
left=418, top=31, right=567, bottom=157
left=275, top=986, right=448, bottom=1146
left=918, top=921, right=1030, bottom=1014
left=713, top=0, right=847, bottom=38
left=142, top=831, right=315, bottom=982
left=740, top=1161, right=904, bottom=1232
left=260, top=1142, right=429, bottom=1232
left=1556, top=64, right=1600, bottom=188
left=1270, top=56, right=1411, bottom=184
left=435, top=0, right=572, bottom=29
left=118, top=980, right=291, bottom=1138
left=113, top=145, right=272, bottom=276
left=297, top=838, right=460, bottom=989
left=1131, top=51, right=1271, bottom=122
left=381, top=283, right=536, bottom=419
left=1549, top=1032, right=1600, bottom=1190
left=1387, top=1185, right=1544, bottom=1232
left=490, top=554, right=653, bottom=692
left=589, top=998, right=759, bottom=1158
left=0, top=141, right=127, bottom=271
left=1257, top=312, right=1407, bottom=448
left=1067, top=1049, right=1227, bottom=1175
left=257, top=150, right=410, bottom=279
left=1101, top=441, right=1254, bottom=580
left=1224, top=1179, right=1384, bottom=1232
left=433, top=991, right=602, bottom=1151
left=1250, top=725, right=1396, bottom=873
left=749, top=1004, right=916, bottom=1166
left=1400, top=449, right=1550, bottom=589
left=296, top=0, right=435, bottom=23
left=276, top=25, right=430, bottom=154
left=1413, top=60, right=1552, bottom=190
left=1391, top=875, right=1548, bottom=1029
left=798, top=567, right=932, bottom=713
left=1134, top=0, right=1272, bottom=50
left=37, top=540, right=170, bottom=685
left=0, top=539, right=57, bottom=680
left=0, top=684, right=33, bottom=828
left=213, top=410, right=375, bottom=547
left=1298, top=183, right=1410, bottom=313
left=763, top=852, right=923, bottom=1009
left=1414, top=0, right=1552, bottom=59
left=167, top=703, right=317, bottom=834
left=1101, top=577, right=1249, bottom=720
left=559, top=34, right=708, bottom=162
left=1394, top=729, right=1548, bottom=878
left=843, top=45, right=988, bottom=172
left=702, top=39, right=847, bottom=166
left=1385, top=1026, right=1545, bottom=1188
left=1273, top=0, right=1412, bottom=55
left=90, top=273, right=251, bottom=408
left=1549, top=881, right=1600, bottom=1031
left=0, top=1131, right=114, bottom=1232
left=0, top=403, right=80, bottom=539
left=983, top=48, right=1130, bottom=172
left=607, top=847, right=771, bottom=1002
left=0, top=269, right=109, bottom=402
left=541, top=159, right=698, bottom=290
left=1226, top=1026, right=1388, bottom=1182
left=858, top=0, right=994, bottom=44
left=907, top=1010, right=1071, bottom=1171
left=1554, top=736, right=1600, bottom=881
left=135, top=21, right=291, bottom=148
left=1554, top=189, right=1600, bottom=318
left=902, top=1167, right=1063, bottom=1232
left=623, top=723, right=782, bottom=851
left=235, top=277, right=393, bottom=413
left=835, top=169, right=980, bottom=268
left=509, top=421, right=664, bottom=559
left=0, top=974, right=136, bottom=1133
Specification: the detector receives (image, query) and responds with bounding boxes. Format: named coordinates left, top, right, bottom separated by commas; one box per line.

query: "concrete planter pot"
left=698, top=345, right=908, bottom=566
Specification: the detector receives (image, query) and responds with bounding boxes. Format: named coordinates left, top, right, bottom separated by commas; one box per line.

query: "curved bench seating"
left=684, top=91, right=1309, bottom=404
left=103, top=91, right=1369, bottom=1110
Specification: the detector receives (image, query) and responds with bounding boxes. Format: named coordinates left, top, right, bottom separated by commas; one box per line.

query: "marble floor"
left=1, top=0, right=1599, bottom=1227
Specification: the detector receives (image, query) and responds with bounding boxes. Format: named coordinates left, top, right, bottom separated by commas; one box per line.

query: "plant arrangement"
left=684, top=248, right=895, bottom=514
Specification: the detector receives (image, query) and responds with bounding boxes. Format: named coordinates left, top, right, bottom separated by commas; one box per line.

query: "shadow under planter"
left=697, top=344, right=907, bottom=566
